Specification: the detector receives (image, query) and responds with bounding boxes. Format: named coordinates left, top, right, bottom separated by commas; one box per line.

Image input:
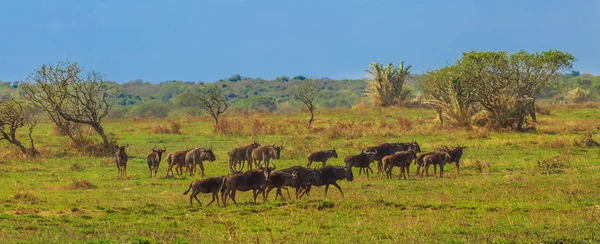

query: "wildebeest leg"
left=148, top=164, right=152, bottom=178
left=299, top=185, right=311, bottom=199
left=266, top=186, right=275, bottom=200
left=199, top=161, right=205, bottom=178
left=124, top=166, right=127, bottom=177
left=456, top=161, right=460, bottom=176
left=332, top=182, right=344, bottom=197
left=284, top=187, right=291, bottom=199
left=434, top=164, right=438, bottom=177
left=276, top=187, right=285, bottom=201
left=406, top=164, right=410, bottom=178
left=440, top=164, right=445, bottom=178
left=193, top=193, right=203, bottom=207
left=365, top=167, right=370, bottom=179
left=324, top=184, right=330, bottom=197
left=367, top=166, right=374, bottom=175
left=322, top=160, right=327, bottom=167
left=221, top=191, right=228, bottom=207
left=307, top=159, right=312, bottom=168
left=230, top=190, right=238, bottom=206
left=207, top=192, right=217, bottom=207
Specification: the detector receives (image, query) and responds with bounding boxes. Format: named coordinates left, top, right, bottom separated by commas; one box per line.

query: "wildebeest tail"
left=183, top=182, right=193, bottom=195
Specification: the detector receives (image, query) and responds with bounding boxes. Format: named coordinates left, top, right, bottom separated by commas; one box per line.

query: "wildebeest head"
left=361, top=149, right=378, bottom=162
left=409, top=139, right=421, bottom=153
left=152, top=146, right=167, bottom=155
left=330, top=148, right=338, bottom=158
left=118, top=144, right=128, bottom=154
left=252, top=140, right=261, bottom=148
left=262, top=163, right=276, bottom=183
left=202, top=147, right=216, bottom=162
left=271, top=144, right=282, bottom=159
left=344, top=166, right=353, bottom=181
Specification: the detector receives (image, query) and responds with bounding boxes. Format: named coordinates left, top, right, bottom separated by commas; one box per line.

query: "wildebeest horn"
left=152, top=146, right=157, bottom=151
left=371, top=149, right=377, bottom=154
left=272, top=143, right=276, bottom=147
left=271, top=163, right=276, bottom=170
left=162, top=146, right=166, bottom=151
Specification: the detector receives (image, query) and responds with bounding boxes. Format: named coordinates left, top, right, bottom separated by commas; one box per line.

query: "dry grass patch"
left=67, top=179, right=97, bottom=190
left=148, top=120, right=181, bottom=134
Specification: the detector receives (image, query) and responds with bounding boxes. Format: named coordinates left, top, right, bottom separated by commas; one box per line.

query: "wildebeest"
left=166, top=148, right=193, bottom=177
left=381, top=150, right=418, bottom=179
left=365, top=140, right=421, bottom=174
left=146, top=146, right=166, bottom=178
left=264, top=170, right=297, bottom=201
left=251, top=144, right=282, bottom=169
left=421, top=151, right=452, bottom=178
left=228, top=141, right=260, bottom=171
left=277, top=166, right=322, bottom=200
left=300, top=166, right=353, bottom=198
left=439, top=146, right=467, bottom=176
left=185, top=147, right=216, bottom=177
left=306, top=149, right=338, bottom=168
left=183, top=176, right=224, bottom=207
left=415, top=151, right=437, bottom=176
left=115, top=144, right=128, bottom=177
left=220, top=164, right=276, bottom=206
left=344, top=149, right=378, bottom=178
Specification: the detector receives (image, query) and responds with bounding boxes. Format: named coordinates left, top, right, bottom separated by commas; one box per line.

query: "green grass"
left=1, top=106, right=600, bottom=243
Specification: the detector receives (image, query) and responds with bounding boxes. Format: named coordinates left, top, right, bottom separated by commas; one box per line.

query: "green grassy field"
left=1, top=105, right=600, bottom=243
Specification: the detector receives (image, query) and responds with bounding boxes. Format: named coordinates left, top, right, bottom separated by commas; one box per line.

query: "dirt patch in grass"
left=67, top=179, right=97, bottom=190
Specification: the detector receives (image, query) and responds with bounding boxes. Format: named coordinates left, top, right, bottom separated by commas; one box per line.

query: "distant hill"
left=2, top=72, right=598, bottom=118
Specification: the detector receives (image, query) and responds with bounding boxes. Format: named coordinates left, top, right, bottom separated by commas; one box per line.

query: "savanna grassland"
left=2, top=105, right=600, bottom=243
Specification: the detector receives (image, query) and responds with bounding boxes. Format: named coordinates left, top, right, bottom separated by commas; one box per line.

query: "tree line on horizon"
left=0, top=49, right=596, bottom=158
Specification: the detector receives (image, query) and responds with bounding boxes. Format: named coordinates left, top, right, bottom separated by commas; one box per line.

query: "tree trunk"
left=308, top=108, right=314, bottom=128
left=214, top=115, right=219, bottom=126
left=91, top=123, right=111, bottom=148
left=529, top=99, right=537, bottom=122
left=437, top=109, right=444, bottom=126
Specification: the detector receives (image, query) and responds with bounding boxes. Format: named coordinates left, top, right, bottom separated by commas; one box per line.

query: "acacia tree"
left=0, top=99, right=39, bottom=158
left=421, top=65, right=477, bottom=127
left=292, top=80, right=317, bottom=128
left=21, top=61, right=114, bottom=150
left=193, top=84, right=228, bottom=126
left=458, top=50, right=574, bottom=130
left=366, top=61, right=412, bottom=107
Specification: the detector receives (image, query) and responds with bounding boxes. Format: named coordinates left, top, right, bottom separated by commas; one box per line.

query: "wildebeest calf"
left=306, top=149, right=338, bottom=168
left=422, top=151, right=452, bottom=178
left=382, top=150, right=417, bottom=180
left=146, top=146, right=166, bottom=178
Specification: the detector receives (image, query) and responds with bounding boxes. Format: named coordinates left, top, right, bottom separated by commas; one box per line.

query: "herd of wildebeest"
left=113, top=140, right=466, bottom=207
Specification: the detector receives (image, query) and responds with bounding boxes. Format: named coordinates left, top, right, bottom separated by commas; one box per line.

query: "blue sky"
left=1, top=0, right=598, bottom=82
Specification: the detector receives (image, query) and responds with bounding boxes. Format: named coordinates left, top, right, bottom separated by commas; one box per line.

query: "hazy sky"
left=1, top=0, right=598, bottom=82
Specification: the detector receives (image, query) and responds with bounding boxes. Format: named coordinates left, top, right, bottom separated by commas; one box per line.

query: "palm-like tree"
left=366, top=61, right=412, bottom=107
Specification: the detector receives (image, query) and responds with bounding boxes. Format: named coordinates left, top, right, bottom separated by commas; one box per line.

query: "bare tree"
left=292, top=80, right=317, bottom=128
left=20, top=61, right=114, bottom=151
left=193, top=84, right=228, bottom=126
left=0, top=99, right=39, bottom=158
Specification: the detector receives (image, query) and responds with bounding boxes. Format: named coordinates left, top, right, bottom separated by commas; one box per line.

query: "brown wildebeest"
left=415, top=151, right=437, bottom=176
left=382, top=150, right=418, bottom=179
left=421, top=151, right=452, bottom=178
left=220, top=164, right=276, bottom=206
left=300, top=166, right=353, bottom=198
left=306, top=149, right=338, bottom=168
left=364, top=140, right=421, bottom=174
left=166, top=148, right=193, bottom=177
left=183, top=176, right=224, bottom=207
left=251, top=144, right=282, bottom=169
left=115, top=144, right=128, bottom=177
left=228, top=140, right=260, bottom=171
left=344, top=149, right=378, bottom=178
left=146, top=146, right=166, bottom=178
left=185, top=147, right=216, bottom=177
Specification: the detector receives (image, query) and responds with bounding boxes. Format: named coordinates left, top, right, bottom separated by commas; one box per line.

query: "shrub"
left=149, top=121, right=181, bottom=134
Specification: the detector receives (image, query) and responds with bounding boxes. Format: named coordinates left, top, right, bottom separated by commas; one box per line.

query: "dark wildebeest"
left=300, top=166, right=353, bottom=198
left=421, top=151, right=452, bottom=178
left=146, top=146, right=166, bottom=178
left=228, top=141, right=260, bottom=171
left=183, top=176, right=224, bottom=207
left=439, top=146, right=467, bottom=176
left=264, top=170, right=298, bottom=201
left=365, top=140, right=421, bottom=174
left=220, top=164, right=276, bottom=206
left=276, top=166, right=322, bottom=200
left=185, top=147, right=216, bottom=177
left=251, top=144, right=282, bottom=169
left=381, top=150, right=418, bottom=179
left=306, top=149, right=338, bottom=168
left=166, top=148, right=193, bottom=177
left=115, top=144, right=128, bottom=177
left=344, top=149, right=378, bottom=178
